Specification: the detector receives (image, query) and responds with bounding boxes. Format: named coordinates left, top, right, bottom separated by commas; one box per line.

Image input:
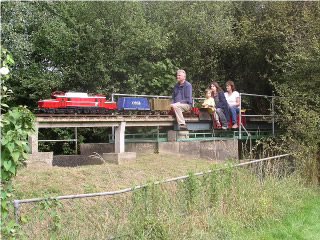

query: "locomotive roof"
left=60, top=92, right=105, bottom=98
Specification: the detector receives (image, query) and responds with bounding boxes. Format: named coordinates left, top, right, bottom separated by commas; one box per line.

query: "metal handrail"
left=38, top=139, right=76, bottom=142
left=109, top=133, right=167, bottom=139
left=108, top=132, right=168, bottom=143
left=111, top=93, right=172, bottom=102
left=241, top=114, right=274, bottom=117
left=176, top=130, right=272, bottom=142
left=239, top=93, right=276, bottom=139
left=240, top=93, right=277, bottom=98
left=38, top=127, right=78, bottom=153
left=111, top=93, right=205, bottom=108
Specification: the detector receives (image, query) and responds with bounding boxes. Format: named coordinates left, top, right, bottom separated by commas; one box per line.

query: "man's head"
left=176, top=69, right=186, bottom=84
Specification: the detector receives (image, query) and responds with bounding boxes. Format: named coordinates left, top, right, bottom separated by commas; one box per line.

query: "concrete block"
left=216, top=140, right=238, bottom=160
left=125, top=142, right=156, bottom=153
left=53, top=155, right=104, bottom=167
left=158, top=142, right=180, bottom=154
left=124, top=142, right=136, bottom=152
left=135, top=142, right=156, bottom=153
left=167, top=130, right=177, bottom=142
left=103, top=152, right=136, bottom=165
left=80, top=143, right=114, bottom=155
left=177, top=131, right=189, bottom=140
left=200, top=140, right=238, bottom=161
left=179, top=141, right=200, bottom=158
left=26, top=152, right=53, bottom=169
left=200, top=140, right=218, bottom=161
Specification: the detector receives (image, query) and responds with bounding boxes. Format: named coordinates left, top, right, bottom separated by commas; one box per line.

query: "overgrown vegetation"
left=1, top=49, right=35, bottom=239
left=6, top=154, right=319, bottom=239
left=274, top=84, right=320, bottom=184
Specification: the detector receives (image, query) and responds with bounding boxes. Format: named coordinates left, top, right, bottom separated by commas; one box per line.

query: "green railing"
left=235, top=129, right=274, bottom=140
left=177, top=130, right=273, bottom=141
left=109, top=133, right=168, bottom=143
left=108, top=129, right=273, bottom=143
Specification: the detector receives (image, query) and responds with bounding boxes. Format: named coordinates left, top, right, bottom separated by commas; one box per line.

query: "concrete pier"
left=103, top=152, right=137, bottom=165
left=115, top=121, right=126, bottom=153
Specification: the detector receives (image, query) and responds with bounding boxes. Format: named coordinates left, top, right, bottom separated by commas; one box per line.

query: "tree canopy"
left=1, top=1, right=319, bottom=109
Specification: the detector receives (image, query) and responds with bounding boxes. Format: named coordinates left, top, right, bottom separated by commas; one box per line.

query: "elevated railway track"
left=34, top=114, right=199, bottom=128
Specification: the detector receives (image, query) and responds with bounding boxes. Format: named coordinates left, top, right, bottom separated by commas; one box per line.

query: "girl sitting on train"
left=209, top=82, right=229, bottom=130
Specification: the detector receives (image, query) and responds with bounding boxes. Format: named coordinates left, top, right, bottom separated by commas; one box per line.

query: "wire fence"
left=7, top=154, right=293, bottom=239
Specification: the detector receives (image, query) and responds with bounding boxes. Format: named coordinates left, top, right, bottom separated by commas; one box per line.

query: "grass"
left=242, top=194, right=320, bottom=240
left=13, top=153, right=215, bottom=199
left=8, top=153, right=320, bottom=239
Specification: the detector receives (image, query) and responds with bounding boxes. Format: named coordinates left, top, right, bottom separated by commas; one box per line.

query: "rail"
left=8, top=154, right=290, bottom=222
left=108, top=133, right=168, bottom=143
left=38, top=127, right=78, bottom=153
left=176, top=129, right=272, bottom=141
left=111, top=93, right=204, bottom=107
left=239, top=93, right=276, bottom=139
left=38, top=139, right=76, bottom=142
left=111, top=93, right=172, bottom=102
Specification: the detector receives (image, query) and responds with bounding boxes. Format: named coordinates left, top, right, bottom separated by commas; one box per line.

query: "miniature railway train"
left=37, top=91, right=177, bottom=115
left=37, top=91, right=245, bottom=128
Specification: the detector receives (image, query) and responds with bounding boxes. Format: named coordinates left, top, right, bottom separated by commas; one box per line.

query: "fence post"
left=75, top=127, right=78, bottom=154
left=13, top=200, right=19, bottom=222
left=259, top=161, right=264, bottom=183
left=272, top=96, right=275, bottom=137
left=144, top=187, right=148, bottom=215
left=239, top=94, right=242, bottom=139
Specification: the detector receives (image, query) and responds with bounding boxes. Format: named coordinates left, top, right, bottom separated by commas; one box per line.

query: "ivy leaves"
left=0, top=107, right=35, bottom=226
left=1, top=49, right=35, bottom=238
left=1, top=107, right=35, bottom=180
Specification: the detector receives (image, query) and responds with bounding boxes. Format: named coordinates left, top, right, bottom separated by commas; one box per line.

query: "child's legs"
left=216, top=108, right=227, bottom=127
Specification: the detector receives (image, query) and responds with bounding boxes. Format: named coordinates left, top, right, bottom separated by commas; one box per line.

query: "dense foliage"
left=2, top=2, right=319, bottom=107
left=274, top=83, right=320, bottom=184
left=1, top=2, right=319, bottom=176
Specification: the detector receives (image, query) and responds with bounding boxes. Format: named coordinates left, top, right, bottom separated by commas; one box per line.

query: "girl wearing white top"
left=224, top=80, right=240, bottom=128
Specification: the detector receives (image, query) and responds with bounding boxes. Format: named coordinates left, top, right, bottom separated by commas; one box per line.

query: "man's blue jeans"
left=229, top=106, right=239, bottom=124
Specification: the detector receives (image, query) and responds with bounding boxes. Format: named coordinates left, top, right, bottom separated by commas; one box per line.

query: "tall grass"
left=11, top=158, right=318, bottom=239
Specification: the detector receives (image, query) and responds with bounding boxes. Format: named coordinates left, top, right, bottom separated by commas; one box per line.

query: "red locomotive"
left=38, top=91, right=116, bottom=114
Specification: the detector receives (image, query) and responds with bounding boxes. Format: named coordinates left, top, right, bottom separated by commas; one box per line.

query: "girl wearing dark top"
left=209, top=82, right=229, bottom=129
